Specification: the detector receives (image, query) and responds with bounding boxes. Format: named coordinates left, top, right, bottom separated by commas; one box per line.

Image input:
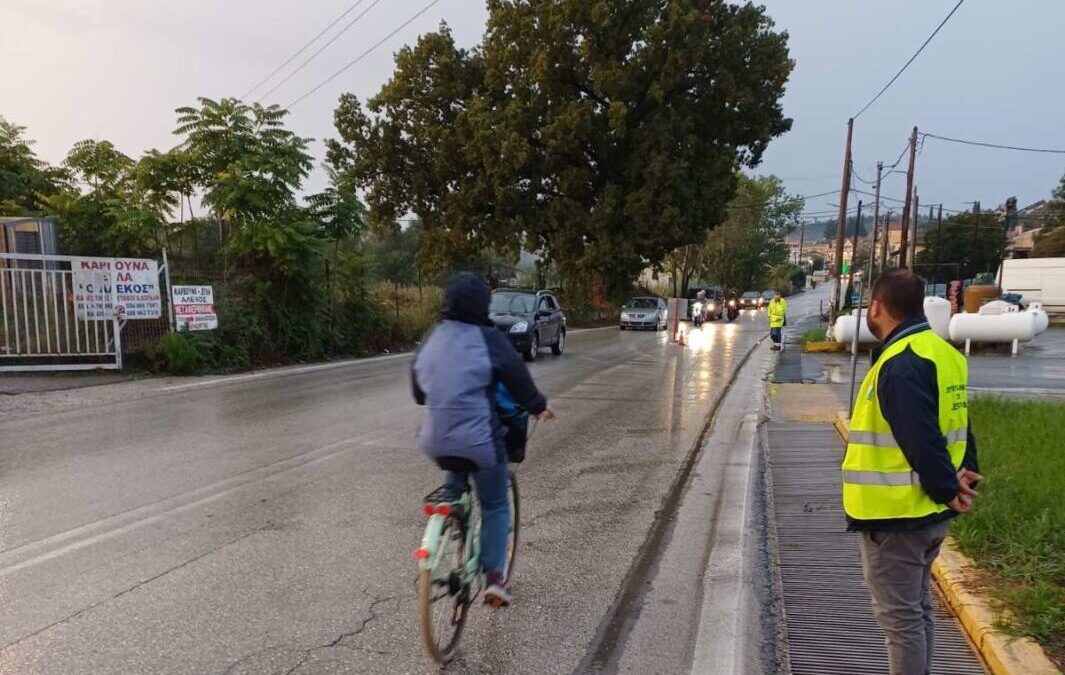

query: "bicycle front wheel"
left=419, top=517, right=470, bottom=664
left=504, top=470, right=520, bottom=581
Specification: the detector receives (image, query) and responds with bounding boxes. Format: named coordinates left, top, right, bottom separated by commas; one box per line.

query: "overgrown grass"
left=371, top=284, right=440, bottom=346
left=952, top=397, right=1065, bottom=662
left=802, top=326, right=828, bottom=343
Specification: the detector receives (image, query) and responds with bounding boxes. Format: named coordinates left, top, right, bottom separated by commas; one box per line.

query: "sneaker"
left=484, top=572, right=512, bottom=608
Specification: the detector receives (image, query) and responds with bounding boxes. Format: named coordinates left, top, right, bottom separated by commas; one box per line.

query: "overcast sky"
left=4, top=0, right=1063, bottom=221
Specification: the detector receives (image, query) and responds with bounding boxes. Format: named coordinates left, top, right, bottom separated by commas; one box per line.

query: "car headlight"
left=708, top=302, right=715, bottom=312
left=729, top=300, right=736, bottom=307
left=510, top=321, right=528, bottom=333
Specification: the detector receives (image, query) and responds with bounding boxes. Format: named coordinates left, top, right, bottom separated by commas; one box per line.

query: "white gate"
left=0, top=253, right=123, bottom=371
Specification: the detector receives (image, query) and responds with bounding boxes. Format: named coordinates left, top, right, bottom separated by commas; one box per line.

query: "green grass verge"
left=952, top=397, right=1065, bottom=659
left=801, top=326, right=828, bottom=343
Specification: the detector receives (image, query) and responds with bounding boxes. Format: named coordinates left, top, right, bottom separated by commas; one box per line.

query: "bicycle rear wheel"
left=418, top=516, right=471, bottom=664
left=504, top=470, right=520, bottom=581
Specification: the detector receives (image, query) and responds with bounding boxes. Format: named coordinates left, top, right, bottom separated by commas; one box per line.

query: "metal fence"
left=0, top=253, right=122, bottom=371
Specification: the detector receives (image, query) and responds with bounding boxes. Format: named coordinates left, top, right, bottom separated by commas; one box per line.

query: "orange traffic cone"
left=678, top=330, right=686, bottom=347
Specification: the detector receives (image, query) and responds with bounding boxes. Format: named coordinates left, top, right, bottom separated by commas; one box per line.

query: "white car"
left=620, top=297, right=668, bottom=330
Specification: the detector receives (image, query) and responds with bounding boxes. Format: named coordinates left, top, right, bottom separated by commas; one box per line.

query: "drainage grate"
left=769, top=423, right=986, bottom=674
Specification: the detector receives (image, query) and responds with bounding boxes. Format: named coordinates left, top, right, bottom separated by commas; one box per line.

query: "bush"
left=146, top=332, right=208, bottom=374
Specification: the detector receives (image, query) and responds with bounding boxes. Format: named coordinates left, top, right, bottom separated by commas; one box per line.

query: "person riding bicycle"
left=412, top=272, right=554, bottom=607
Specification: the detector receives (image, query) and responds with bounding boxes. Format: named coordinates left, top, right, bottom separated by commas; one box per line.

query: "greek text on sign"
left=172, top=285, right=218, bottom=331
left=73, top=257, right=161, bottom=320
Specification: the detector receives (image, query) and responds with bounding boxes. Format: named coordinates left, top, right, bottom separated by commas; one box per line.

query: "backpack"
left=495, top=383, right=529, bottom=463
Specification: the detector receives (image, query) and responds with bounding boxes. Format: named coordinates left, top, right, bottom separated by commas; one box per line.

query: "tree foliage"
left=701, top=174, right=800, bottom=293
left=914, top=211, right=1007, bottom=281
left=330, top=2, right=792, bottom=294
left=0, top=117, right=65, bottom=214
left=1032, top=174, right=1065, bottom=257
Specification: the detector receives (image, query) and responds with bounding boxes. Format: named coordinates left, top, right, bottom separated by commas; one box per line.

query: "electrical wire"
left=286, top=0, right=445, bottom=109
left=258, top=0, right=384, bottom=103
left=920, top=132, right=1065, bottom=155
left=240, top=0, right=372, bottom=100
left=852, top=0, right=967, bottom=119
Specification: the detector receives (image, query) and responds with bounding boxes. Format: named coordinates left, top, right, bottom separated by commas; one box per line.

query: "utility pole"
left=910, top=189, right=920, bottom=273
left=797, top=219, right=807, bottom=269
left=932, top=205, right=943, bottom=291
left=830, top=118, right=855, bottom=325
left=871, top=161, right=883, bottom=275
left=881, top=210, right=893, bottom=271
left=845, top=200, right=864, bottom=310
left=898, top=126, right=918, bottom=268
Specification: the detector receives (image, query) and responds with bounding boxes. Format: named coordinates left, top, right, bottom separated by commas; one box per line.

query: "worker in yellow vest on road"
left=843, top=269, right=982, bottom=675
left=766, top=290, right=787, bottom=350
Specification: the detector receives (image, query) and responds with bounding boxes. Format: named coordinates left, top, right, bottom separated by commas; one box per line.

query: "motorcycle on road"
left=725, top=299, right=739, bottom=322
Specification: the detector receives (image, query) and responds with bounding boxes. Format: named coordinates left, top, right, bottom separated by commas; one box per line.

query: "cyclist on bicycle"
left=412, top=272, right=554, bottom=607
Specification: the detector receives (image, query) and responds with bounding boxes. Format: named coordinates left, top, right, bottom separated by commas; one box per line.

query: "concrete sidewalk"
left=765, top=382, right=986, bottom=675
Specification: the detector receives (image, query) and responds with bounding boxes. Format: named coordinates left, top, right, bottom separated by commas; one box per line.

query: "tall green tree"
left=915, top=211, right=1007, bottom=281
left=331, top=2, right=792, bottom=293
left=0, top=117, right=64, bottom=214
left=1032, top=175, right=1065, bottom=257
left=175, top=98, right=313, bottom=231
left=328, top=27, right=490, bottom=274
left=701, top=174, right=801, bottom=293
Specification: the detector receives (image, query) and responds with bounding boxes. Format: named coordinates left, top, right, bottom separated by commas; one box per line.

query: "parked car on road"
left=489, top=289, right=566, bottom=362
left=620, top=297, right=667, bottom=330
left=739, top=290, right=764, bottom=309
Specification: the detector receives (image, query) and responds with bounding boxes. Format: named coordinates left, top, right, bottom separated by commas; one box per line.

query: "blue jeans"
left=770, top=327, right=783, bottom=344
left=447, top=457, right=510, bottom=577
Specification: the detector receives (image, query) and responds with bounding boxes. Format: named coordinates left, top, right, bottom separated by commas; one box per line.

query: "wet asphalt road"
left=0, top=301, right=805, bottom=675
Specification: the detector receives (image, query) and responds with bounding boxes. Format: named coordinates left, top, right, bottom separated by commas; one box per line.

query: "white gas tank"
left=949, top=311, right=1037, bottom=343
left=923, top=296, right=952, bottom=340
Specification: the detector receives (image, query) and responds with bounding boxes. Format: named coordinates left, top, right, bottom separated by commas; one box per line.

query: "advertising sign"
left=73, top=257, right=161, bottom=320
left=172, top=285, right=218, bottom=331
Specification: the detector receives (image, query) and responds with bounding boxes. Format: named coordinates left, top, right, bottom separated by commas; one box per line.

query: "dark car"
left=686, top=286, right=725, bottom=319
left=738, top=290, right=763, bottom=309
left=489, top=289, right=566, bottom=362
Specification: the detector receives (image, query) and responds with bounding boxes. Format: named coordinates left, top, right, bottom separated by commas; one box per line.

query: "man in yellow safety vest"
left=843, top=268, right=982, bottom=675
left=767, top=290, right=787, bottom=350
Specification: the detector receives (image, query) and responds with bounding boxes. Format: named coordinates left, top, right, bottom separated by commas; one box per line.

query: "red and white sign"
left=171, top=285, right=218, bottom=331
left=73, top=257, right=161, bottom=320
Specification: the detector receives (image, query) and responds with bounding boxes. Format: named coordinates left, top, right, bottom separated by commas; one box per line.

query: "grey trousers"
left=859, top=519, right=951, bottom=675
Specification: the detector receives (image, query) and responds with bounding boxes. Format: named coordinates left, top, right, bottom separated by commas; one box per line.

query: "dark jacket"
left=412, top=273, right=547, bottom=468
left=847, top=317, right=979, bottom=532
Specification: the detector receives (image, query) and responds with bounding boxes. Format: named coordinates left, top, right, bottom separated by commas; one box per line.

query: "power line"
left=852, top=0, right=967, bottom=119
left=921, top=132, right=1065, bottom=155
left=240, top=0, right=372, bottom=100
left=286, top=0, right=445, bottom=109
left=259, top=0, right=384, bottom=103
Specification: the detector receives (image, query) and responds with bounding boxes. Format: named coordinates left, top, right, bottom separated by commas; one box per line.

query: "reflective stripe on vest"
left=843, top=470, right=919, bottom=486
left=841, top=327, right=969, bottom=521
left=847, top=427, right=967, bottom=449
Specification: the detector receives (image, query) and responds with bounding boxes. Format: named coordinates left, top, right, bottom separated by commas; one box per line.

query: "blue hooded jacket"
left=412, top=273, right=547, bottom=468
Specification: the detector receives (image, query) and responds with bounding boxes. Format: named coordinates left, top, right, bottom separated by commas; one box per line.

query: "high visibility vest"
left=768, top=299, right=786, bottom=328
left=842, top=326, right=968, bottom=521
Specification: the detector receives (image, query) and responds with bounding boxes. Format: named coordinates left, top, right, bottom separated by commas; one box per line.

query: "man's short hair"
left=871, top=268, right=926, bottom=320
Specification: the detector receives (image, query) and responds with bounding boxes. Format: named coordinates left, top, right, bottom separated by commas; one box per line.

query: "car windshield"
left=624, top=298, right=658, bottom=309
left=490, top=292, right=536, bottom=314
left=742, top=291, right=759, bottom=299
left=762, top=291, right=775, bottom=299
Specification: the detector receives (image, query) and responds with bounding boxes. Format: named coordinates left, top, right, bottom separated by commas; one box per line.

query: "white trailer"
left=999, top=257, right=1065, bottom=316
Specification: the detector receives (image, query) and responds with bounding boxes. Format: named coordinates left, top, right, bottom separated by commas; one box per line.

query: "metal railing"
left=0, top=253, right=122, bottom=371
